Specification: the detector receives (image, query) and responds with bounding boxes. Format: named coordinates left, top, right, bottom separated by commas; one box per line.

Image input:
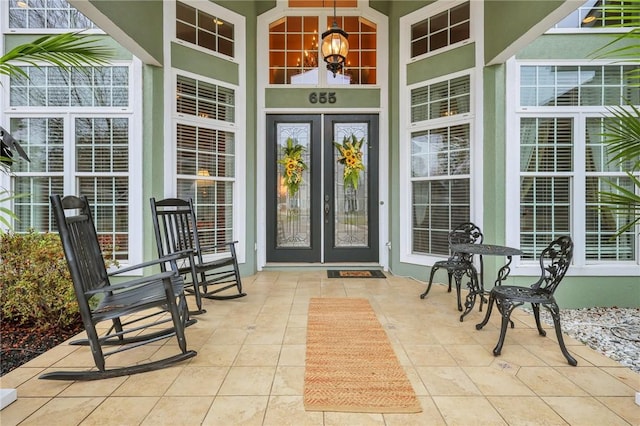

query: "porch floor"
left=1, top=271, right=638, bottom=425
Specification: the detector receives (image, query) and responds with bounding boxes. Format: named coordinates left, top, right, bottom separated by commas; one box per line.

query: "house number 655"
left=308, top=92, right=336, bottom=104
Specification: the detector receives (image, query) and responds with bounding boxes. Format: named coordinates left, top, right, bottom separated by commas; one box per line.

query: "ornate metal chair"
left=41, top=195, right=196, bottom=380
left=420, top=222, right=483, bottom=312
left=150, top=197, right=246, bottom=311
left=475, top=235, right=577, bottom=366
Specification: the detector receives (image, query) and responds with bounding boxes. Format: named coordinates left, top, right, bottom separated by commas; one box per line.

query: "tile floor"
left=1, top=271, right=639, bottom=425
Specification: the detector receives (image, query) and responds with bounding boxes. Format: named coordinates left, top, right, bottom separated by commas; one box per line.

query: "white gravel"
left=523, top=306, right=640, bottom=373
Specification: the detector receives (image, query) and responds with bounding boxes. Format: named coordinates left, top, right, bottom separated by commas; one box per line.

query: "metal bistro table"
left=449, top=243, right=524, bottom=322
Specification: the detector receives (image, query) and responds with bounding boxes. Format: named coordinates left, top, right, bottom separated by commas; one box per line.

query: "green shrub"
left=0, top=230, right=78, bottom=329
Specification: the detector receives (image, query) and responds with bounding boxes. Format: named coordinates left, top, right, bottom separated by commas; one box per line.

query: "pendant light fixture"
left=321, top=0, right=349, bottom=77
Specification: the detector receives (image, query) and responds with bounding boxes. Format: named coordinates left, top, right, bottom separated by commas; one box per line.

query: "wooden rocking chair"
left=40, top=195, right=196, bottom=381
left=150, top=197, right=246, bottom=311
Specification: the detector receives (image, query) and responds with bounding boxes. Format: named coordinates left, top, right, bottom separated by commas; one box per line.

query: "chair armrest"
left=108, top=252, right=187, bottom=276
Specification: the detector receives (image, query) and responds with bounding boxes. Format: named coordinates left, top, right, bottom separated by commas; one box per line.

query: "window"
left=176, top=1, right=234, bottom=58
left=175, top=74, right=236, bottom=254
left=554, top=0, right=637, bottom=29
left=8, top=0, right=97, bottom=30
left=411, top=1, right=469, bottom=58
left=8, top=66, right=133, bottom=262
left=10, top=66, right=129, bottom=107
left=268, top=15, right=377, bottom=85
left=515, top=64, right=640, bottom=264
left=410, top=75, right=472, bottom=256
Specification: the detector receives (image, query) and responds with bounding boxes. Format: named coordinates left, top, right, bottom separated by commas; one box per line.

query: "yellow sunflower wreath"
left=278, top=137, right=307, bottom=196
left=334, top=134, right=366, bottom=190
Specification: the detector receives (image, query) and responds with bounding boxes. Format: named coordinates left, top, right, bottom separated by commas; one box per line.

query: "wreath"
left=278, top=138, right=307, bottom=196
left=334, top=134, right=366, bottom=189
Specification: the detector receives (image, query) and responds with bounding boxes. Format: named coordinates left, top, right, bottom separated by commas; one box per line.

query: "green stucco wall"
left=72, top=0, right=637, bottom=307
left=484, top=0, right=565, bottom=64
left=264, top=88, right=380, bottom=108
left=87, top=0, right=164, bottom=63
left=171, top=43, right=239, bottom=85
left=407, top=43, right=476, bottom=84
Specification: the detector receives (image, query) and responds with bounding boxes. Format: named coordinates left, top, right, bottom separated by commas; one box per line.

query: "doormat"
left=304, top=298, right=421, bottom=413
left=327, top=270, right=386, bottom=278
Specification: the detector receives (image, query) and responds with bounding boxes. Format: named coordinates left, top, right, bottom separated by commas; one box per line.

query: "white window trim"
left=0, top=58, right=143, bottom=268
left=261, top=0, right=381, bottom=88
left=505, top=57, right=640, bottom=277
left=164, top=1, right=246, bottom=265
left=399, top=1, right=483, bottom=267
left=255, top=1, right=389, bottom=269
left=2, top=1, right=104, bottom=34
left=172, top=0, right=239, bottom=64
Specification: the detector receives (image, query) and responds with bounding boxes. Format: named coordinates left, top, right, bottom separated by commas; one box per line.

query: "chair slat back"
left=532, top=235, right=573, bottom=293
left=50, top=195, right=109, bottom=313
left=151, top=198, right=198, bottom=258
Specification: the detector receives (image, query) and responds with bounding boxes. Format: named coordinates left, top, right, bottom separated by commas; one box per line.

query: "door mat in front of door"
left=327, top=270, right=386, bottom=279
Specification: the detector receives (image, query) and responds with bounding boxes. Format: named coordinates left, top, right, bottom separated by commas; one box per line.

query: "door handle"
left=324, top=195, right=330, bottom=224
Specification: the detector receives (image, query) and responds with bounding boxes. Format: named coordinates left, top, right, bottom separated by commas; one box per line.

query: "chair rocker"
left=40, top=195, right=197, bottom=381
left=475, top=235, right=577, bottom=366
left=151, top=197, right=246, bottom=307
left=420, top=222, right=483, bottom=312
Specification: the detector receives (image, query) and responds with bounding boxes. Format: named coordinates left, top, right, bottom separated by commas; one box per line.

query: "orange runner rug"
left=303, top=297, right=422, bottom=413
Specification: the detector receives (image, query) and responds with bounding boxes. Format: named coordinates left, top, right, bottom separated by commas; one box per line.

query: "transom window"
left=554, top=0, right=638, bottom=29
left=520, top=65, right=640, bottom=107
left=176, top=1, right=234, bottom=58
left=410, top=1, right=470, bottom=58
left=8, top=0, right=97, bottom=30
left=10, top=66, right=129, bottom=107
left=268, top=15, right=377, bottom=85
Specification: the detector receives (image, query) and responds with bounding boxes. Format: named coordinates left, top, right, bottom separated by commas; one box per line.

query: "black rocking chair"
left=41, top=195, right=197, bottom=381
left=475, top=235, right=577, bottom=366
left=150, top=197, right=246, bottom=309
left=420, top=222, right=483, bottom=312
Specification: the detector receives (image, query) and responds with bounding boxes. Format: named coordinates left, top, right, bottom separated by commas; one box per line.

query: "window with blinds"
left=8, top=65, right=132, bottom=262
left=411, top=124, right=471, bottom=255
left=10, top=66, right=129, bottom=107
left=519, top=118, right=573, bottom=258
left=517, top=64, right=640, bottom=264
left=8, top=0, right=97, bottom=30
left=410, top=1, right=469, bottom=58
left=174, top=74, right=236, bottom=255
left=411, top=75, right=470, bottom=122
left=176, top=1, right=234, bottom=58
left=176, top=75, right=235, bottom=123
left=520, top=65, right=640, bottom=107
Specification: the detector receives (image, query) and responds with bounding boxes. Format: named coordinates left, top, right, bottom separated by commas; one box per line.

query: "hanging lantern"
left=321, top=1, right=349, bottom=77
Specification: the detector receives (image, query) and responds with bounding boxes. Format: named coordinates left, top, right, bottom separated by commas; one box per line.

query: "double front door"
left=266, top=114, right=379, bottom=263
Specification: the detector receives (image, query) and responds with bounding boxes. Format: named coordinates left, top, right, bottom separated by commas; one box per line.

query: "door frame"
left=258, top=110, right=388, bottom=269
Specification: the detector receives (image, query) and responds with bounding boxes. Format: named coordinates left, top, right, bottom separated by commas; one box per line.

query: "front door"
left=266, top=114, right=379, bottom=263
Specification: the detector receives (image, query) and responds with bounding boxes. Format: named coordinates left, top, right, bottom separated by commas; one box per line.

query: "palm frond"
left=0, top=32, right=112, bottom=78
left=602, top=103, right=640, bottom=170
